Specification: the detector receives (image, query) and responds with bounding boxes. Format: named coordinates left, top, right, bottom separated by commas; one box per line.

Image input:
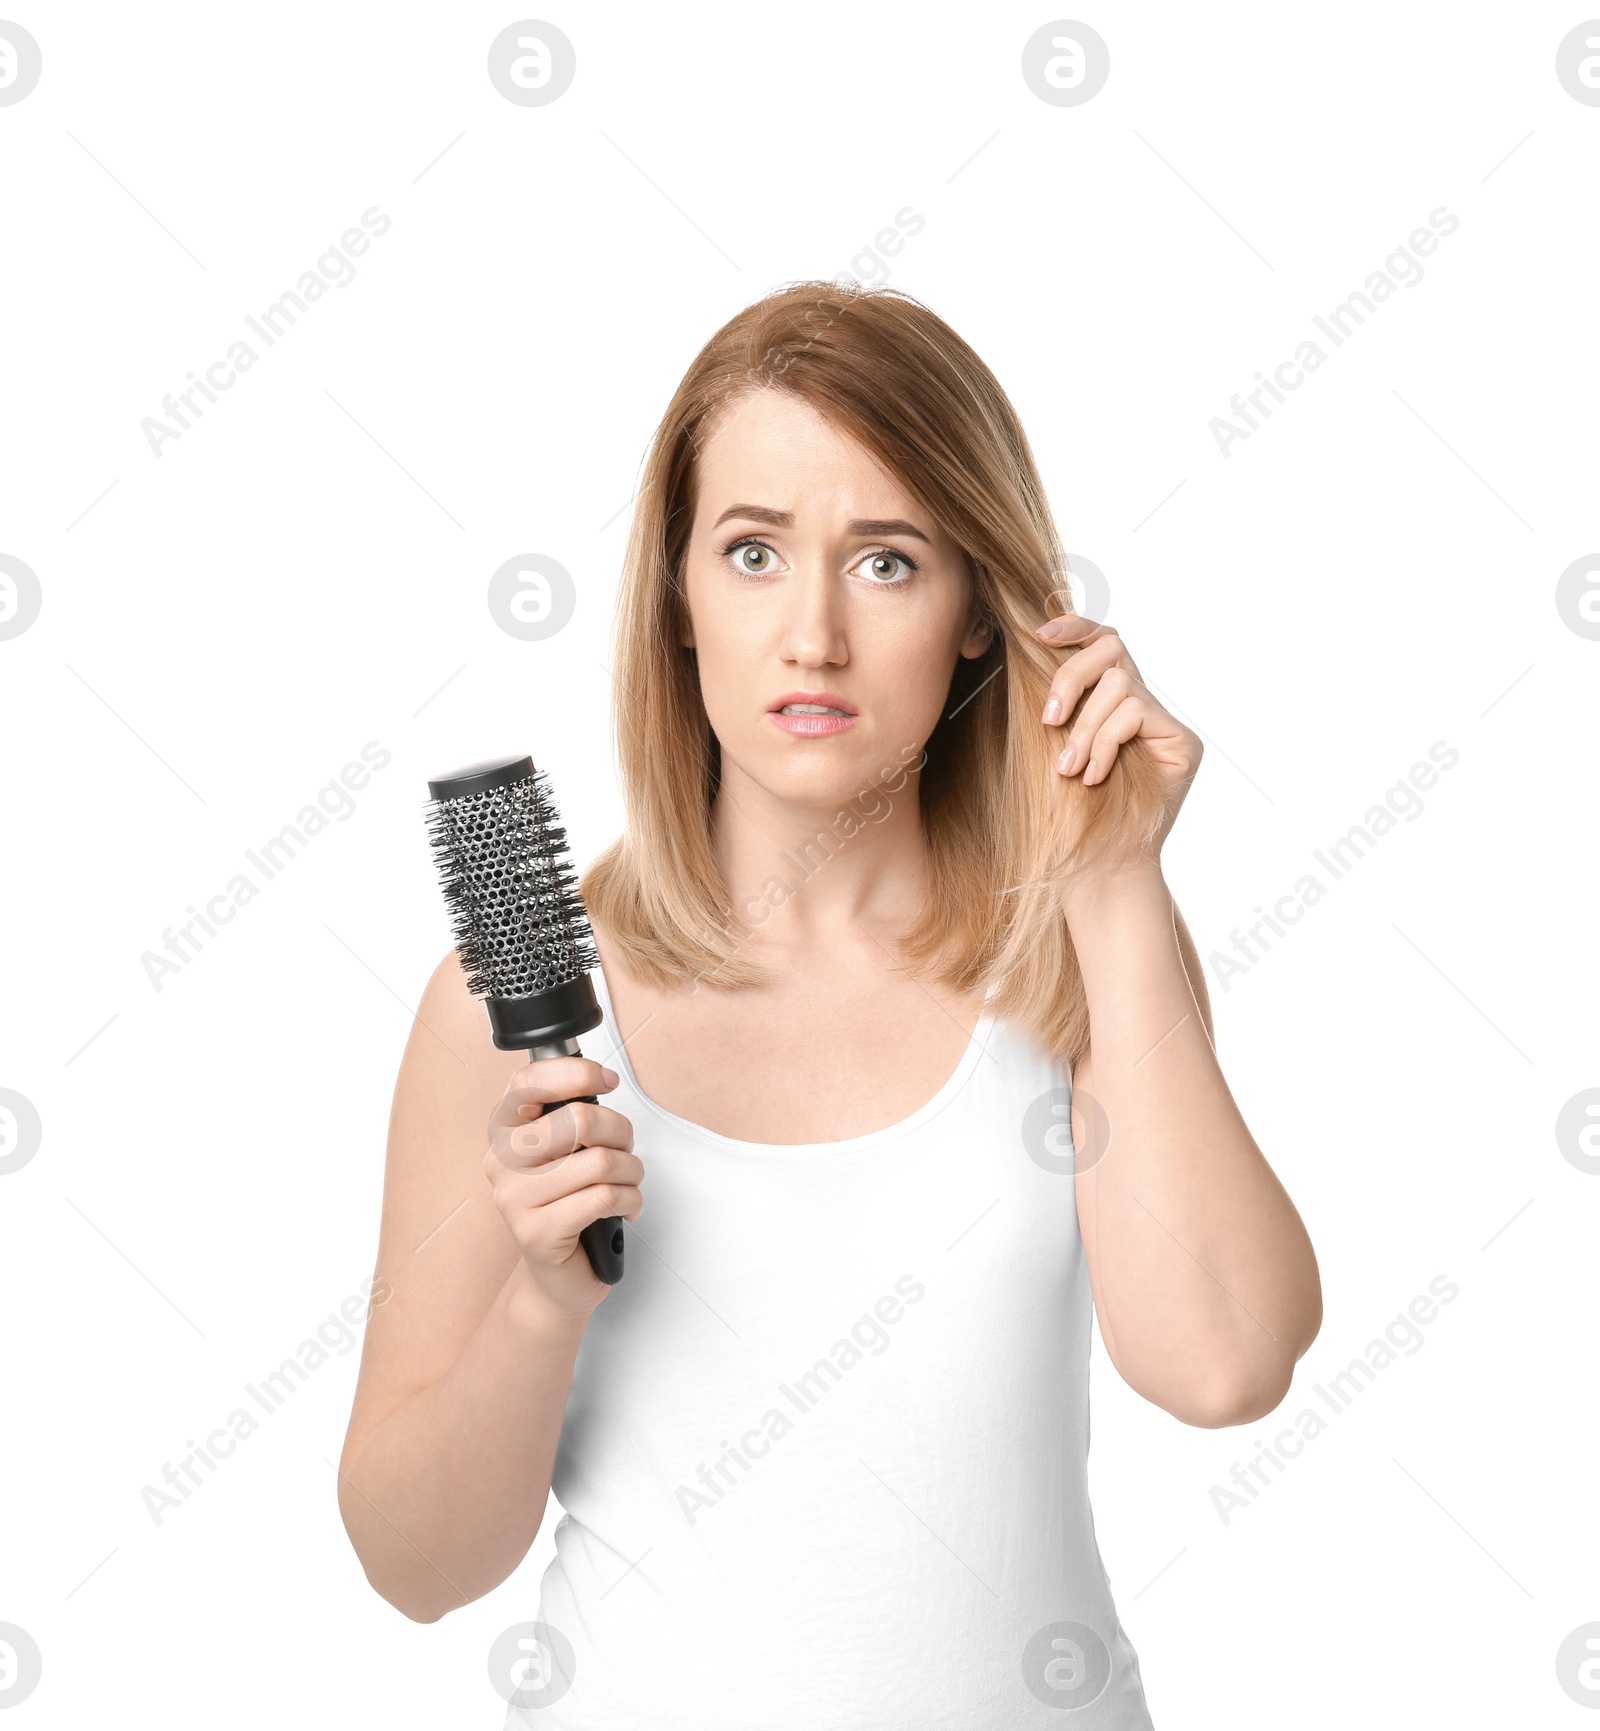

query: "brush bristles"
left=423, top=769, right=598, bottom=1000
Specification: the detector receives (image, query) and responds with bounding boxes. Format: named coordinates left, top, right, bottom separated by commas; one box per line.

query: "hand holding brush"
left=424, top=755, right=632, bottom=1288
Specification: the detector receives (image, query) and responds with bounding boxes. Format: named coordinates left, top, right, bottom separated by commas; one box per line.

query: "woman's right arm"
left=336, top=951, right=642, bottom=1623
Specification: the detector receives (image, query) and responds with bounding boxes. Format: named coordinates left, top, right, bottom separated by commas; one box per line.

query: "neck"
left=710, top=756, right=932, bottom=960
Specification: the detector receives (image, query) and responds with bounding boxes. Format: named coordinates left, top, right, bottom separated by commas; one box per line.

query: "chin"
left=757, top=734, right=906, bottom=809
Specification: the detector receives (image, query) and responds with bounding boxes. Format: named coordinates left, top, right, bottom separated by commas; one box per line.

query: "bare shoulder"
left=340, top=949, right=525, bottom=1468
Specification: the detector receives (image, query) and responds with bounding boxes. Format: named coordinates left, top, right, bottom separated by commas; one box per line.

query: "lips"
left=767, top=690, right=860, bottom=738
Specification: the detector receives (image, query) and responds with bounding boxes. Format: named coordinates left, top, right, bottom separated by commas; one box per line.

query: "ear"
left=957, top=556, right=992, bottom=660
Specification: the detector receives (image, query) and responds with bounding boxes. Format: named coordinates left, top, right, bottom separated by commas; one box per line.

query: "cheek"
left=683, top=572, right=761, bottom=705
left=863, top=604, right=972, bottom=700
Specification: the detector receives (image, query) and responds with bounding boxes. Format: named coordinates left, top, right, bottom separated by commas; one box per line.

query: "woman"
left=338, top=282, right=1322, bottom=1727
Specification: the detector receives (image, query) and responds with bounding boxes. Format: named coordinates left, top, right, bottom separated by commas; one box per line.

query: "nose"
left=778, top=562, right=848, bottom=670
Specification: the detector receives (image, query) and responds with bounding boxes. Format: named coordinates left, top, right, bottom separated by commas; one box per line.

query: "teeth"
left=780, top=704, right=849, bottom=716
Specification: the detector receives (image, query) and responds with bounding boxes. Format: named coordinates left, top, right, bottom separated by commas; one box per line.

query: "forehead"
left=692, top=388, right=914, bottom=513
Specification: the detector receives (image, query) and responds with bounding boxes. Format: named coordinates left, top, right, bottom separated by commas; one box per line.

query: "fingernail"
left=1057, top=744, right=1077, bottom=775
left=1042, top=698, right=1063, bottom=726
left=601, top=1066, right=620, bottom=1088
left=1037, top=619, right=1069, bottom=642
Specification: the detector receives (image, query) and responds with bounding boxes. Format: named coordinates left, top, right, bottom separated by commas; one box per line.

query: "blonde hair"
left=582, top=280, right=1167, bottom=1065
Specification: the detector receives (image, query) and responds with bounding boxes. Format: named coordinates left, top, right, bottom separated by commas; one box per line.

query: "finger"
left=544, top=1182, right=644, bottom=1242
left=493, top=1142, right=645, bottom=1210
left=1039, top=635, right=1126, bottom=727
left=489, top=1057, right=619, bottom=1128
left=494, top=1102, right=634, bottom=1168
left=505, top=1180, right=645, bottom=1267
left=1055, top=666, right=1135, bottom=776
left=1036, top=613, right=1119, bottom=647
left=1081, top=696, right=1149, bottom=786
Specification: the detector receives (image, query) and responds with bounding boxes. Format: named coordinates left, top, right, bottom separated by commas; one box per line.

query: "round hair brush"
left=423, top=754, right=624, bottom=1285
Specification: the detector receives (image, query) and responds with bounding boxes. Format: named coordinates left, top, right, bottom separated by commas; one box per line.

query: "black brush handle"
left=539, top=1076, right=625, bottom=1286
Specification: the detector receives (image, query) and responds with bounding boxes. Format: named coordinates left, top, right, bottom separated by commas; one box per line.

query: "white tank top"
left=503, top=965, right=1154, bottom=1729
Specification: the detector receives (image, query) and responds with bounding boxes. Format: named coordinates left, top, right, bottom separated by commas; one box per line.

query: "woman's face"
left=680, top=387, right=991, bottom=813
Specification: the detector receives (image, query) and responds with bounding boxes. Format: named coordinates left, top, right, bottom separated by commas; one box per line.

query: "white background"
left=2, top=2, right=1597, bottom=1725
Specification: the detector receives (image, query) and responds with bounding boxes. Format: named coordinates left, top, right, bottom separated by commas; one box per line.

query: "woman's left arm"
left=1037, top=610, right=1322, bottom=1429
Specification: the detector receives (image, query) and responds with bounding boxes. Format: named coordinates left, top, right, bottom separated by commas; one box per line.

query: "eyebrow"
left=710, top=503, right=931, bottom=544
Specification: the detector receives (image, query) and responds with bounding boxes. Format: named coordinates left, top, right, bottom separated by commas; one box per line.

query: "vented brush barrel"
left=424, top=752, right=623, bottom=1285
left=424, top=754, right=602, bottom=1048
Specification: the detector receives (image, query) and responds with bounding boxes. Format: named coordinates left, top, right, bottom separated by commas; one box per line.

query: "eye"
left=723, top=536, right=780, bottom=577
left=853, top=547, right=919, bottom=584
